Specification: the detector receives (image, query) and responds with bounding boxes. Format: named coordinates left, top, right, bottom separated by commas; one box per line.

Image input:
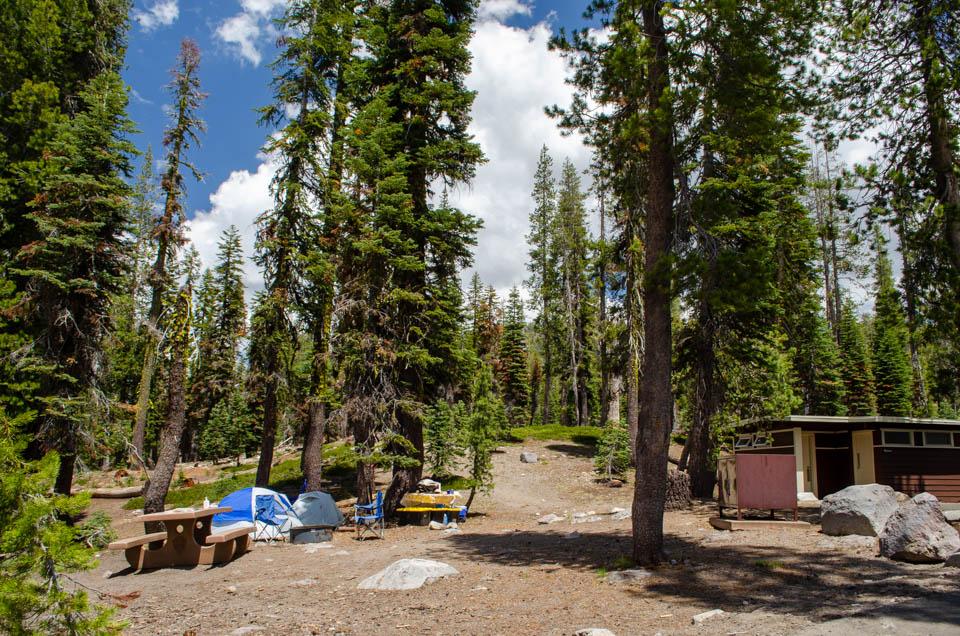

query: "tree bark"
left=53, top=424, right=77, bottom=496
left=687, top=314, right=719, bottom=498
left=626, top=234, right=640, bottom=462
left=142, top=312, right=189, bottom=533
left=255, top=374, right=279, bottom=487
left=131, top=340, right=157, bottom=465
left=919, top=9, right=960, bottom=273
left=384, top=409, right=424, bottom=516
left=632, top=0, right=674, bottom=567
left=302, top=400, right=325, bottom=492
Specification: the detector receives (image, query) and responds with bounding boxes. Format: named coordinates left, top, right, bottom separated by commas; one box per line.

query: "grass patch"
left=753, top=559, right=785, bottom=570
left=506, top=425, right=603, bottom=445
left=610, top=555, right=634, bottom=570
left=124, top=441, right=358, bottom=511
left=220, top=462, right=257, bottom=474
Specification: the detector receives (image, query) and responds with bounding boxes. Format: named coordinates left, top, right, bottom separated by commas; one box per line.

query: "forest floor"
left=77, top=438, right=960, bottom=636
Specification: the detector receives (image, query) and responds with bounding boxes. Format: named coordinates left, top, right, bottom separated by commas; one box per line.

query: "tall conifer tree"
left=132, top=39, right=205, bottom=462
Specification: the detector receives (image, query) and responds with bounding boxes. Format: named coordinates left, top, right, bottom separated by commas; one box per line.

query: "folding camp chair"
left=254, top=494, right=287, bottom=542
left=354, top=491, right=384, bottom=541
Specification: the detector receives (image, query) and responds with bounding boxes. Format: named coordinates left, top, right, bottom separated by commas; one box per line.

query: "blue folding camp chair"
left=354, top=491, right=384, bottom=541
left=254, top=494, right=287, bottom=542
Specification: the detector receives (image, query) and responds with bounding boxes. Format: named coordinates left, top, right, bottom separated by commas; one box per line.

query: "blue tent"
left=213, top=487, right=300, bottom=540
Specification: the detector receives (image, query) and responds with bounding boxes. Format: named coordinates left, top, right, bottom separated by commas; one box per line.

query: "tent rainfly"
left=212, top=487, right=300, bottom=540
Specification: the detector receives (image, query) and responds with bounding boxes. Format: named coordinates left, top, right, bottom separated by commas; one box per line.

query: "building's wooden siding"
left=874, top=446, right=960, bottom=503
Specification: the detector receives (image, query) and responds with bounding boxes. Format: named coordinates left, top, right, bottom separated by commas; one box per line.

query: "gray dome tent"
left=289, top=491, right=344, bottom=543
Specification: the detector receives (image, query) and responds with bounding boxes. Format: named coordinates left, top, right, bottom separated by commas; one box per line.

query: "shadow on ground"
left=543, top=443, right=595, bottom=458
left=430, top=526, right=959, bottom=629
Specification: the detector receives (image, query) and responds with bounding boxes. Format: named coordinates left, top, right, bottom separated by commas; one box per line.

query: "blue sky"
left=123, top=0, right=599, bottom=297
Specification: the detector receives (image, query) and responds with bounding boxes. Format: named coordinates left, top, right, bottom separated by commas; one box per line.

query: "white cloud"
left=196, top=15, right=590, bottom=301
left=240, top=0, right=287, bottom=16
left=216, top=13, right=264, bottom=66
left=452, top=19, right=590, bottom=296
left=478, top=0, right=533, bottom=22
left=187, top=155, right=278, bottom=298
left=215, top=0, right=286, bottom=66
left=134, top=0, right=179, bottom=31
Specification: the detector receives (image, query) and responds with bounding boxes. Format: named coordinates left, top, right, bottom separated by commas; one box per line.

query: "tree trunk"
left=543, top=340, right=553, bottom=426
left=632, top=0, right=674, bottom=567
left=919, top=10, right=960, bottom=273
left=384, top=409, right=424, bottom=516
left=255, top=375, right=279, bottom=487
left=302, top=399, right=325, bottom=492
left=131, top=339, right=157, bottom=465
left=142, top=324, right=189, bottom=533
left=53, top=423, right=77, bottom=496
left=607, top=375, right=622, bottom=425
left=626, top=248, right=640, bottom=462
left=598, top=187, right=609, bottom=427
left=687, top=316, right=719, bottom=498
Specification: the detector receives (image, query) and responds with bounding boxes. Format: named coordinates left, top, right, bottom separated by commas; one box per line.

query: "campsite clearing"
left=79, top=439, right=960, bottom=635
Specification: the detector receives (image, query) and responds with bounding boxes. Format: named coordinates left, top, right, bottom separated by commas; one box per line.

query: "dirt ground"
left=76, top=439, right=960, bottom=636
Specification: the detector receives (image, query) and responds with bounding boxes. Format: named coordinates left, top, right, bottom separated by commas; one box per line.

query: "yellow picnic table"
left=107, top=507, right=252, bottom=570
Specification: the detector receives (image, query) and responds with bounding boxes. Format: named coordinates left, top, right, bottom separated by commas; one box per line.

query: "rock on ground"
left=520, top=451, right=539, bottom=463
left=880, top=493, right=960, bottom=563
left=574, top=629, right=616, bottom=636
left=691, top=609, right=725, bottom=624
left=537, top=513, right=564, bottom=524
left=606, top=569, right=652, bottom=583
left=820, top=484, right=899, bottom=537
left=357, top=559, right=459, bottom=590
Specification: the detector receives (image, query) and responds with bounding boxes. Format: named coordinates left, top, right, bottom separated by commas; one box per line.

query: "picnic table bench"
left=396, top=505, right=466, bottom=525
left=108, top=507, right=252, bottom=570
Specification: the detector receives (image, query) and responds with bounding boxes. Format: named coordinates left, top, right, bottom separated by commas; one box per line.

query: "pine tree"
left=10, top=71, right=135, bottom=494
left=526, top=147, right=559, bottom=427
left=872, top=235, right=913, bottom=416
left=187, top=225, right=246, bottom=457
left=499, top=287, right=531, bottom=425
left=423, top=400, right=464, bottom=480
left=838, top=299, right=876, bottom=416
left=0, top=414, right=119, bottom=634
left=366, top=0, right=484, bottom=513
left=198, top=388, right=253, bottom=465
left=595, top=416, right=631, bottom=481
left=464, top=363, right=505, bottom=509
left=133, top=39, right=206, bottom=463
left=554, top=159, right=593, bottom=426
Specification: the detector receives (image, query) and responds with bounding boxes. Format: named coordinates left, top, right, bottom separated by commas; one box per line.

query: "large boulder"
left=879, top=493, right=960, bottom=563
left=820, top=484, right=899, bottom=537
left=357, top=559, right=459, bottom=590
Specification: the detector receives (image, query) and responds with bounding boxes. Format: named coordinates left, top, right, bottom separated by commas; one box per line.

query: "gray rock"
left=574, top=629, right=616, bottom=636
left=945, top=509, right=960, bottom=523
left=606, top=568, right=651, bottom=583
left=612, top=510, right=631, bottom=521
left=946, top=552, right=960, bottom=568
left=691, top=609, right=725, bottom=625
left=440, top=527, right=461, bottom=536
left=520, top=451, right=538, bottom=463
left=357, top=558, right=459, bottom=590
left=537, top=513, right=564, bottom=524
left=428, top=520, right=446, bottom=530
left=816, top=534, right=878, bottom=551
left=820, top=484, right=899, bottom=536
left=880, top=492, right=960, bottom=563
left=572, top=514, right=603, bottom=524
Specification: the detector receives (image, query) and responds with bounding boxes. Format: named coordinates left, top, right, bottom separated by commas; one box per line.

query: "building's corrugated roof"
left=739, top=415, right=960, bottom=428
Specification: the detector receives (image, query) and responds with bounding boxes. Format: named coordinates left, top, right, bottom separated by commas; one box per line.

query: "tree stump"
left=664, top=470, right=691, bottom=510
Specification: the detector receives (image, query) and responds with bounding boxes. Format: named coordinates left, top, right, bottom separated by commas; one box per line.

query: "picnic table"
left=107, top=507, right=252, bottom=570
left=397, top=493, right=466, bottom=525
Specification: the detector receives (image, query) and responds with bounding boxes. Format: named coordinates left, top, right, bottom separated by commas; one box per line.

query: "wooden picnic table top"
left=139, top=506, right=231, bottom=522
